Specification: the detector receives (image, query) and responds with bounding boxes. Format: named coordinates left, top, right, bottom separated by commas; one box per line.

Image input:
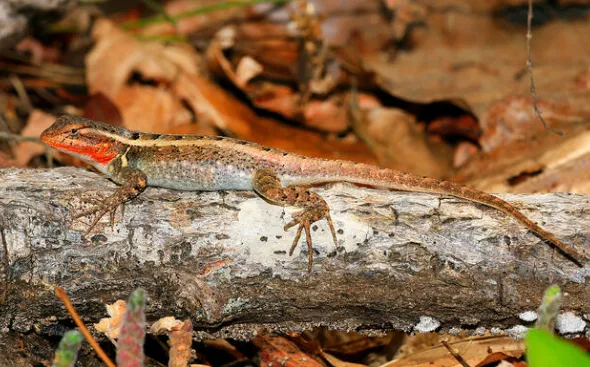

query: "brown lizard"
left=40, top=115, right=585, bottom=271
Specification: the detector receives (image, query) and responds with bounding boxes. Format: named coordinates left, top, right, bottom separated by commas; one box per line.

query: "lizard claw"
left=73, top=198, right=121, bottom=235
left=284, top=206, right=338, bottom=272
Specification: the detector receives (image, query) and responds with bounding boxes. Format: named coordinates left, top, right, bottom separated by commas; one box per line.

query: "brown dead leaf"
left=176, top=72, right=377, bottom=163
left=86, top=18, right=200, bottom=132
left=321, top=352, right=368, bottom=367
left=456, top=125, right=590, bottom=193
left=366, top=7, right=590, bottom=118
left=16, top=110, right=55, bottom=166
left=204, top=4, right=386, bottom=134
left=474, top=352, right=523, bottom=367
left=114, top=85, right=193, bottom=132
left=203, top=339, right=247, bottom=360
left=354, top=107, right=453, bottom=177
left=87, top=19, right=199, bottom=96
left=253, top=333, right=325, bottom=367
left=83, top=93, right=123, bottom=126
left=94, top=299, right=126, bottom=342
left=381, top=336, right=525, bottom=367
left=235, top=56, right=264, bottom=88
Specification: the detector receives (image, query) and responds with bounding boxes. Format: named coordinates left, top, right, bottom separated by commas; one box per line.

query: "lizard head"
left=41, top=115, right=125, bottom=166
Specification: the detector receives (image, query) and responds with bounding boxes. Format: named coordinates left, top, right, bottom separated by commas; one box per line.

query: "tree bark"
left=0, top=167, right=588, bottom=339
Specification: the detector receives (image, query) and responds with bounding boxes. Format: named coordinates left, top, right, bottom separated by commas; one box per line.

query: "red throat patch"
left=51, top=141, right=117, bottom=165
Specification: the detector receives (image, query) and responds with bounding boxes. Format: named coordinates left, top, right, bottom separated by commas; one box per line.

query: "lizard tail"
left=302, top=160, right=585, bottom=265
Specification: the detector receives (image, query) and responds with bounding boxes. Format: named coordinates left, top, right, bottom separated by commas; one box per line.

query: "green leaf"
left=526, top=329, right=590, bottom=367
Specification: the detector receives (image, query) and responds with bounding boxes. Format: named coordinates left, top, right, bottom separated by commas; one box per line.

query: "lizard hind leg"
left=253, top=168, right=338, bottom=272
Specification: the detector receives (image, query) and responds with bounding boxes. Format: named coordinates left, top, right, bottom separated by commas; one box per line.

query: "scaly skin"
left=40, top=115, right=586, bottom=270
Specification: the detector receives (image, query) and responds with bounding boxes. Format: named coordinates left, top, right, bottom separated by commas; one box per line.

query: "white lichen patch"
left=233, top=198, right=370, bottom=270
left=506, top=325, right=529, bottom=340
left=414, top=316, right=440, bottom=333
left=556, top=312, right=586, bottom=334
left=490, top=327, right=503, bottom=336
left=518, top=311, right=538, bottom=322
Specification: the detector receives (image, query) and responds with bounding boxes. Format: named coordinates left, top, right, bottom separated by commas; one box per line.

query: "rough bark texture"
left=0, top=167, right=589, bottom=340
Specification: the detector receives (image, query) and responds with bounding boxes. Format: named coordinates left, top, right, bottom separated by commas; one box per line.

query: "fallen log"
left=0, top=167, right=588, bottom=339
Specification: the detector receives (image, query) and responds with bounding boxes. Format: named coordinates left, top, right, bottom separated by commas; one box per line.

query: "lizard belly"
left=135, top=159, right=254, bottom=191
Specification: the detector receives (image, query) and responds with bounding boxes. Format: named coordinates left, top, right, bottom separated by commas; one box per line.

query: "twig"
left=55, top=287, right=117, bottom=367
left=526, top=0, right=564, bottom=136
left=441, top=340, right=471, bottom=367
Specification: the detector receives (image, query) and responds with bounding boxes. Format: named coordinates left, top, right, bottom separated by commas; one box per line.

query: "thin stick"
left=441, top=340, right=471, bottom=367
left=526, top=0, right=563, bottom=136
left=55, top=287, right=117, bottom=367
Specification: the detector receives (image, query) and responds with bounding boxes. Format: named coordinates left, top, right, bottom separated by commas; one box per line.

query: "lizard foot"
left=72, top=167, right=147, bottom=236
left=73, top=196, right=123, bottom=235
left=284, top=205, right=338, bottom=272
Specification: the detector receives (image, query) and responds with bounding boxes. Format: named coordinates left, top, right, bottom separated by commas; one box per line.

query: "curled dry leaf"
left=93, top=299, right=126, bottom=342
left=381, top=336, right=524, bottom=367
left=86, top=18, right=200, bottom=132
left=205, top=5, right=383, bottom=134
left=235, top=56, right=263, bottom=88
left=150, top=316, right=184, bottom=335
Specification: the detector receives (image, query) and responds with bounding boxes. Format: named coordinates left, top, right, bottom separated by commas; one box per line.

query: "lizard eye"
left=70, top=128, right=79, bottom=135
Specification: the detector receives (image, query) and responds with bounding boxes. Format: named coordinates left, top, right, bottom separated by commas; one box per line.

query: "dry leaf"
left=87, top=19, right=199, bottom=97
left=94, top=299, right=126, bottom=342
left=354, top=107, right=453, bottom=177
left=321, top=351, right=368, bottom=367
left=16, top=110, right=55, bottom=166
left=235, top=56, right=263, bottom=88
left=113, top=85, right=193, bottom=132
left=253, top=333, right=324, bottom=367
left=86, top=18, right=200, bottom=132
left=176, top=72, right=377, bottom=163
left=150, top=316, right=185, bottom=334
left=381, top=336, right=524, bottom=367
left=456, top=126, right=590, bottom=193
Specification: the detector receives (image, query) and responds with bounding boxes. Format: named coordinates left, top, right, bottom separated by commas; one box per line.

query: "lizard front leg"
left=252, top=168, right=338, bottom=272
left=74, top=167, right=147, bottom=235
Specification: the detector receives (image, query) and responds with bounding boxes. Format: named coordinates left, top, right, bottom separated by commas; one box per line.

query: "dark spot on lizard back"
left=210, top=136, right=224, bottom=141
left=236, top=140, right=248, bottom=145
left=130, top=132, right=140, bottom=140
left=262, top=147, right=272, bottom=151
